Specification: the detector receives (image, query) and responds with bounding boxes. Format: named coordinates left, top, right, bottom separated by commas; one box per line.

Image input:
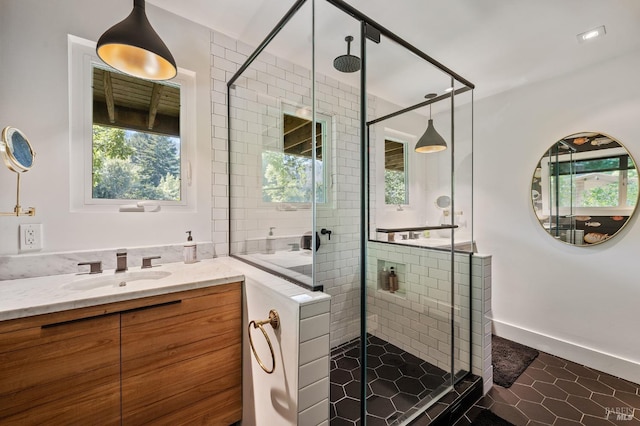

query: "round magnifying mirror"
left=1, top=127, right=35, bottom=173
left=531, top=132, right=638, bottom=246
left=435, top=195, right=451, bottom=209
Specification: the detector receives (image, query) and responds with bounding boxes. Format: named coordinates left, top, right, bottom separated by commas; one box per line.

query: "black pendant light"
left=415, top=93, right=447, bottom=153
left=96, top=0, right=177, bottom=81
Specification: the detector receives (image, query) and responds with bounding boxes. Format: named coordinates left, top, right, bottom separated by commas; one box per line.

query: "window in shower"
left=262, top=109, right=331, bottom=204
left=384, top=139, right=408, bottom=205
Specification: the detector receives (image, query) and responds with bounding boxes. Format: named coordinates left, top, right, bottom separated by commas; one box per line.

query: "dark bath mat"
left=492, top=335, right=539, bottom=388
left=471, top=409, right=515, bottom=426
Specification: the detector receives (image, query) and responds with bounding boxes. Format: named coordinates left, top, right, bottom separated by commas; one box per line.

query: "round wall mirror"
left=1, top=126, right=35, bottom=173
left=435, top=195, right=451, bottom=209
left=531, top=132, right=638, bottom=246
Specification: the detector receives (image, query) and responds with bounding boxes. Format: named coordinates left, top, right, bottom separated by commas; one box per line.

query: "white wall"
left=0, top=0, right=212, bottom=254
left=475, top=48, right=640, bottom=383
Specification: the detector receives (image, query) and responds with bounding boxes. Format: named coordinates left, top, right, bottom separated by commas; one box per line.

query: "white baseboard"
left=492, top=318, right=640, bottom=385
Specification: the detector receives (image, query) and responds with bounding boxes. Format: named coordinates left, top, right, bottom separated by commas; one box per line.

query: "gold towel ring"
left=248, top=309, right=280, bottom=374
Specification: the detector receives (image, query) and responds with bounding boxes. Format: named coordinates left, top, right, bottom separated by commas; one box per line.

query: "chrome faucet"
left=116, top=249, right=127, bottom=273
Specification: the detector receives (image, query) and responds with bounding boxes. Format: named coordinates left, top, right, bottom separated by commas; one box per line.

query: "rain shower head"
left=333, top=36, right=361, bottom=73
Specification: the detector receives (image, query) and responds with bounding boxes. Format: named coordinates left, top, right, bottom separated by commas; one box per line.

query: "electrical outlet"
left=19, top=224, right=43, bottom=251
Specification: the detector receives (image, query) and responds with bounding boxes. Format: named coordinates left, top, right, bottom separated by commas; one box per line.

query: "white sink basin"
left=64, top=270, right=172, bottom=291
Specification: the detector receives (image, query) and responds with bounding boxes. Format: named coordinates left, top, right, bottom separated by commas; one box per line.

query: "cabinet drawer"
left=121, top=282, right=242, bottom=424
left=0, top=314, right=120, bottom=425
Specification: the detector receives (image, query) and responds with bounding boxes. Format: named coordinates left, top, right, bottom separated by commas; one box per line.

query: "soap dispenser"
left=184, top=231, right=197, bottom=264
left=388, top=267, right=398, bottom=293
left=266, top=227, right=276, bottom=254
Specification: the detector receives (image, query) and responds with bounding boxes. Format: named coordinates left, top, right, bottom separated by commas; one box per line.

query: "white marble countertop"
left=0, top=258, right=245, bottom=321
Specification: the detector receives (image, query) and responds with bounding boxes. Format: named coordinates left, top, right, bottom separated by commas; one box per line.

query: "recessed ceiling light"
left=577, top=25, right=606, bottom=43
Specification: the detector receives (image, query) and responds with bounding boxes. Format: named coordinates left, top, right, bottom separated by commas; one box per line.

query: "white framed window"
left=261, top=103, right=332, bottom=205
left=542, top=147, right=638, bottom=215
left=384, top=138, right=408, bottom=205
left=68, top=35, right=196, bottom=211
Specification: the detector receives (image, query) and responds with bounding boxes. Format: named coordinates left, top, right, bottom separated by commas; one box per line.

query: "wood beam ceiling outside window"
left=92, top=67, right=180, bottom=137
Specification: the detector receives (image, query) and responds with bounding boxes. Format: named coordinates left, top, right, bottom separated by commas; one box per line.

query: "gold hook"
left=248, top=309, right=280, bottom=374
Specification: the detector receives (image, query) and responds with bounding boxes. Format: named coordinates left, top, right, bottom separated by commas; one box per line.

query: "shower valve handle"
left=321, top=228, right=332, bottom=240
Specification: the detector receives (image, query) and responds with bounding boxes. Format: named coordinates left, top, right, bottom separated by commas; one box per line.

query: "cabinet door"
left=121, top=282, right=242, bottom=425
left=0, top=313, right=121, bottom=425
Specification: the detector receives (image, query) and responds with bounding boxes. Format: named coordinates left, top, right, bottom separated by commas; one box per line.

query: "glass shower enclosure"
left=228, top=0, right=475, bottom=423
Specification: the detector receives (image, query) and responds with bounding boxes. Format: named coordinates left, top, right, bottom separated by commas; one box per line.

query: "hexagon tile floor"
left=457, top=349, right=640, bottom=426
left=330, top=334, right=453, bottom=425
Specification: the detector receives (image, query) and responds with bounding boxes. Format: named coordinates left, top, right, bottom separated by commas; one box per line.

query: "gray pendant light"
left=415, top=93, right=447, bottom=153
left=97, top=0, right=177, bottom=81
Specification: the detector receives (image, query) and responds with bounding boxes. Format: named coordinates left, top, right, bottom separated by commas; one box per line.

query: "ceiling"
left=147, top=0, right=640, bottom=110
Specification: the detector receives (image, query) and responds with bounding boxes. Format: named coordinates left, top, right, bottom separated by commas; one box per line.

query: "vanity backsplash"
left=0, top=242, right=214, bottom=281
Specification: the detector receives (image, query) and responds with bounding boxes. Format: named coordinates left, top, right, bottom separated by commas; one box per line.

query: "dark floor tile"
left=420, top=373, right=446, bottom=390
left=488, top=386, right=520, bottom=406
left=425, top=401, right=447, bottom=419
left=544, top=365, right=578, bottom=381
left=556, top=379, right=592, bottom=398
left=364, top=415, right=387, bottom=426
left=590, top=392, right=630, bottom=412
left=537, top=352, right=567, bottom=368
left=577, top=377, right=615, bottom=396
left=554, top=418, right=584, bottom=426
left=334, top=397, right=361, bottom=422
left=366, top=394, right=395, bottom=418
left=367, top=355, right=383, bottom=369
left=396, top=376, right=426, bottom=395
left=367, top=344, right=386, bottom=357
left=490, top=401, right=529, bottom=426
left=400, top=362, right=424, bottom=378
left=598, top=374, right=639, bottom=393
left=376, top=365, right=402, bottom=381
left=461, top=341, right=639, bottom=426
left=336, top=356, right=360, bottom=370
left=614, top=389, right=640, bottom=408
left=330, top=416, right=356, bottom=426
left=369, top=378, right=398, bottom=398
left=566, top=394, right=608, bottom=417
left=514, top=371, right=536, bottom=386
left=380, top=353, right=405, bottom=367
left=332, top=382, right=346, bottom=401
left=542, top=398, right=582, bottom=421
left=332, top=368, right=354, bottom=385
left=391, top=392, right=419, bottom=412
left=345, top=347, right=360, bottom=358
left=509, top=382, right=544, bottom=403
left=532, top=381, right=569, bottom=400
left=453, top=415, right=472, bottom=426
left=344, top=380, right=362, bottom=399
left=516, top=400, right=556, bottom=424
left=564, top=361, right=600, bottom=380
left=526, top=366, right=557, bottom=384
left=474, top=395, right=493, bottom=409
left=382, top=342, right=404, bottom=355
left=581, top=414, right=614, bottom=426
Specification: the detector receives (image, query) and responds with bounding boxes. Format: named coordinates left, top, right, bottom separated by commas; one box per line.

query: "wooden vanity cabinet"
left=121, top=282, right=242, bottom=425
left=0, top=311, right=121, bottom=425
left=0, top=281, right=242, bottom=426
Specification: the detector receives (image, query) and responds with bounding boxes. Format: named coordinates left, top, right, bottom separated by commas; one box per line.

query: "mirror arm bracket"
left=1, top=173, right=35, bottom=217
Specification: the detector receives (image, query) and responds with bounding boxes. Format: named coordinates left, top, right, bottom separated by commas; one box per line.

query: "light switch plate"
left=19, top=223, right=43, bottom=251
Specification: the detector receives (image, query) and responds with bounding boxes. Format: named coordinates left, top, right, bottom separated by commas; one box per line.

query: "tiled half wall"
left=366, top=241, right=493, bottom=393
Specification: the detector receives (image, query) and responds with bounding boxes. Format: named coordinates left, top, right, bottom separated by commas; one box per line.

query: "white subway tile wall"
left=367, top=241, right=492, bottom=380
left=214, top=30, right=377, bottom=349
